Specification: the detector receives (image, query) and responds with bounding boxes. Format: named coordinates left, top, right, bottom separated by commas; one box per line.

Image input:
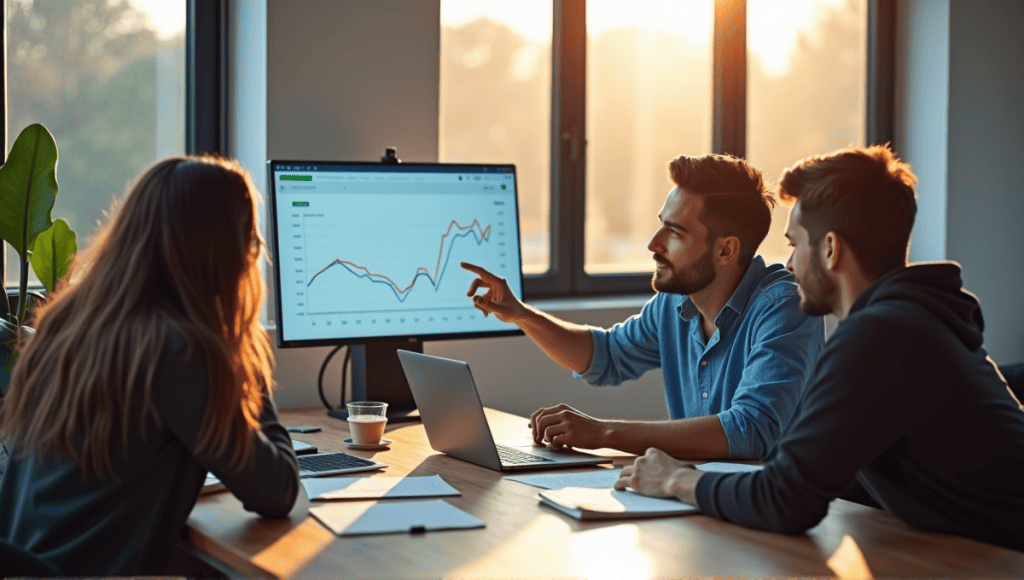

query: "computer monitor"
left=267, top=159, right=525, bottom=422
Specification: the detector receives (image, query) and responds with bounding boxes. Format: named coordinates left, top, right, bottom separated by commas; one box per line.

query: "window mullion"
left=526, top=0, right=585, bottom=299
left=1, top=1, right=8, bottom=287
left=713, top=0, right=746, bottom=158
left=560, top=0, right=586, bottom=295
left=867, top=0, right=896, bottom=148
left=186, top=0, right=226, bottom=155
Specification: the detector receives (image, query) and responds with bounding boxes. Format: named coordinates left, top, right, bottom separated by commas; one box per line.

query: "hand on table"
left=529, top=403, right=609, bottom=450
left=614, top=447, right=700, bottom=501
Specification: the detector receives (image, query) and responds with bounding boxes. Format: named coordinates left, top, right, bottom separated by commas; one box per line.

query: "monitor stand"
left=326, top=340, right=423, bottom=423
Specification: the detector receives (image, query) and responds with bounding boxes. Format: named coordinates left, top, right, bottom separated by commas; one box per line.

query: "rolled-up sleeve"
left=717, top=291, right=824, bottom=459
left=575, top=297, right=663, bottom=386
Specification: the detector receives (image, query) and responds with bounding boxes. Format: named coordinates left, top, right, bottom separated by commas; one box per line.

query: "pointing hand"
left=461, top=262, right=527, bottom=323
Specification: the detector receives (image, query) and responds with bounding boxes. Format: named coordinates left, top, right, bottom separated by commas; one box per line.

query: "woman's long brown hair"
left=0, top=155, right=273, bottom=479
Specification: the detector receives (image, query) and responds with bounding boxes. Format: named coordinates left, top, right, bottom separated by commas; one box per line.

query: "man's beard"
left=651, top=245, right=716, bottom=295
left=796, top=250, right=836, bottom=316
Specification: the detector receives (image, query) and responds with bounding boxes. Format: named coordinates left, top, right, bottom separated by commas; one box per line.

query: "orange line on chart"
left=307, top=218, right=491, bottom=298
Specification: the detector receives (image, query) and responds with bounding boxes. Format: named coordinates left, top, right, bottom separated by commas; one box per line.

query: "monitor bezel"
left=267, top=159, right=526, bottom=349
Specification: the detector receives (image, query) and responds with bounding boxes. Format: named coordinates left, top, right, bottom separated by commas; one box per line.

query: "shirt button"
left=700, top=360, right=708, bottom=366
left=702, top=392, right=709, bottom=398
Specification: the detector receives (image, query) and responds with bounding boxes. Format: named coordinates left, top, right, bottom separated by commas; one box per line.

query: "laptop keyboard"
left=496, top=445, right=555, bottom=465
left=298, top=452, right=378, bottom=473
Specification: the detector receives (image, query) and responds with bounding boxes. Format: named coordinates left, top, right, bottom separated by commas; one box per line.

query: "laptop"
left=397, top=350, right=610, bottom=471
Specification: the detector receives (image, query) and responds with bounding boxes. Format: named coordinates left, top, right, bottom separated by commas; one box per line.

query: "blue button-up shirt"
left=576, top=255, right=824, bottom=459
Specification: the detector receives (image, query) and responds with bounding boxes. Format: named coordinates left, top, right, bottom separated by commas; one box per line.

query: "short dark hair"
left=668, top=153, right=774, bottom=267
left=778, top=145, right=917, bottom=278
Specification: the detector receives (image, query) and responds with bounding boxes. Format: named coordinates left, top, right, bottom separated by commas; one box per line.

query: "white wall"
left=228, top=0, right=669, bottom=419
left=897, top=0, right=1024, bottom=364
left=898, top=0, right=949, bottom=263
left=945, top=0, right=1024, bottom=365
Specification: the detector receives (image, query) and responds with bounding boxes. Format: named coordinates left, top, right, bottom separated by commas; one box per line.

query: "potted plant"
left=0, top=123, right=78, bottom=395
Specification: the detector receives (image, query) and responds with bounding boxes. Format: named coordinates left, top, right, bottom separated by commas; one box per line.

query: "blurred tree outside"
left=441, top=0, right=865, bottom=273
left=5, top=0, right=184, bottom=281
left=4, top=1, right=867, bottom=285
left=749, top=0, right=866, bottom=265
left=586, top=25, right=712, bottom=272
left=440, top=16, right=551, bottom=273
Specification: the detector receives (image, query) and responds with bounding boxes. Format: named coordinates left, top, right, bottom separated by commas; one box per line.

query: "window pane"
left=439, top=1, right=552, bottom=275
left=585, top=0, right=714, bottom=274
left=747, top=0, right=867, bottom=266
left=6, top=0, right=186, bottom=285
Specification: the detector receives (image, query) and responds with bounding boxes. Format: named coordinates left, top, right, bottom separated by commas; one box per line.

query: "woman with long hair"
left=0, top=155, right=299, bottom=575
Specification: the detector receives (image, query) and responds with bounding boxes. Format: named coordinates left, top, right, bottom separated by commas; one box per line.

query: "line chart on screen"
left=269, top=162, right=524, bottom=345
left=305, top=217, right=492, bottom=303
left=274, top=189, right=522, bottom=341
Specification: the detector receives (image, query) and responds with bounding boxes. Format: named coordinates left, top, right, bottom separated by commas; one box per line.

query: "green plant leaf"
left=30, top=219, right=77, bottom=294
left=0, top=123, right=57, bottom=263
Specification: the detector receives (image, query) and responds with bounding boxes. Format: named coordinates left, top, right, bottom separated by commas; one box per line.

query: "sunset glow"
left=441, top=0, right=850, bottom=76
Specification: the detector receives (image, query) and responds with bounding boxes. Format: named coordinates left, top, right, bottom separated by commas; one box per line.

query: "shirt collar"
left=677, top=255, right=767, bottom=324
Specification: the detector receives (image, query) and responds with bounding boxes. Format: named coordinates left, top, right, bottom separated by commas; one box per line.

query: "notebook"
left=397, top=350, right=610, bottom=471
left=538, top=486, right=700, bottom=520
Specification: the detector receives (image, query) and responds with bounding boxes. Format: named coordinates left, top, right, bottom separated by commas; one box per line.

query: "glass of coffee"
left=346, top=401, right=388, bottom=445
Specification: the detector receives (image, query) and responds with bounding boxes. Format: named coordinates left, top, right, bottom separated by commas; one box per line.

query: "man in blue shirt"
left=462, top=153, right=824, bottom=460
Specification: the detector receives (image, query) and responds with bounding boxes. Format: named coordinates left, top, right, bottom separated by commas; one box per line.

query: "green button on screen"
left=281, top=175, right=312, bottom=181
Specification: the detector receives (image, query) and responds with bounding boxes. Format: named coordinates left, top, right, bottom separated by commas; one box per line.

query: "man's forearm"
left=603, top=415, right=730, bottom=459
left=517, top=304, right=595, bottom=374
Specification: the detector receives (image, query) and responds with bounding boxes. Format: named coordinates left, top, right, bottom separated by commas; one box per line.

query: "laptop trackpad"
left=501, top=439, right=599, bottom=459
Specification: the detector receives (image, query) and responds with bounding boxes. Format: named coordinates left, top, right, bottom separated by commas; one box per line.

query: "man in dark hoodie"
left=615, top=145, right=1024, bottom=552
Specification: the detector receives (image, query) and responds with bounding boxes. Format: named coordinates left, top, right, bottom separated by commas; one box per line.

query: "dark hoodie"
left=695, top=263, right=1024, bottom=552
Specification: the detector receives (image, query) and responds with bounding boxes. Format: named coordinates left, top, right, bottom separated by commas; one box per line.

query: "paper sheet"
left=507, top=468, right=621, bottom=490
left=303, top=475, right=460, bottom=500
left=309, top=499, right=485, bottom=536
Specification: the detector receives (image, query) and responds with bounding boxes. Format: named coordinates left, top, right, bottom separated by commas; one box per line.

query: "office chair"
left=0, top=538, right=60, bottom=576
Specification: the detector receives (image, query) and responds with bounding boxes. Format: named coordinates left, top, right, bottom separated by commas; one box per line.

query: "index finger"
left=460, top=262, right=498, bottom=280
left=530, top=408, right=547, bottom=442
left=529, top=407, right=546, bottom=427
left=532, top=408, right=562, bottom=443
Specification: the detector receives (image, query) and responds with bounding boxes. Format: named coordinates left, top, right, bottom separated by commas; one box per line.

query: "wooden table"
left=186, top=408, right=1024, bottom=579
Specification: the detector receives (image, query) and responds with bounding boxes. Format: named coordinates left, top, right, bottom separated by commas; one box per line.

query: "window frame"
left=0, top=1, right=216, bottom=292
left=523, top=0, right=894, bottom=299
left=0, top=1, right=893, bottom=298
left=187, top=0, right=227, bottom=156
left=1, top=1, right=8, bottom=287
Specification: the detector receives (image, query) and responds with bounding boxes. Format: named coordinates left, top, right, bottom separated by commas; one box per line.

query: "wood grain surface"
left=186, top=408, right=1024, bottom=579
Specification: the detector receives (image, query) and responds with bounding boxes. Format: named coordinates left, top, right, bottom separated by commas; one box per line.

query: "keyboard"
left=298, top=452, right=386, bottom=477
left=496, top=445, right=555, bottom=466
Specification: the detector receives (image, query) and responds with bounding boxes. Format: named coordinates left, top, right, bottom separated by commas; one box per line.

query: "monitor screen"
left=267, top=160, right=525, bottom=348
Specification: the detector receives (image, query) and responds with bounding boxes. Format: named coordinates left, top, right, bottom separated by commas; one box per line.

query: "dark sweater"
left=0, top=332, right=300, bottom=575
left=695, top=263, right=1024, bottom=552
